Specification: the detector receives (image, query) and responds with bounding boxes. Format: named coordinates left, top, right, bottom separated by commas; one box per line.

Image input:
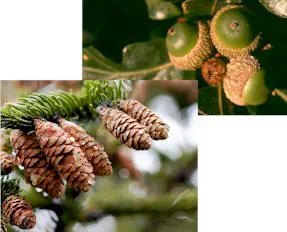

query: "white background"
left=0, top=1, right=82, bottom=80
left=199, top=117, right=287, bottom=232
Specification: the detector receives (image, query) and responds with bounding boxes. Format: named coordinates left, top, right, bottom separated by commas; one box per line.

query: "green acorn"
left=223, top=55, right=270, bottom=106
left=166, top=19, right=214, bottom=70
left=210, top=5, right=261, bottom=57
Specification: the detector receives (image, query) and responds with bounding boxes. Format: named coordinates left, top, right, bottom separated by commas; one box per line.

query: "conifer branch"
left=1, top=176, right=21, bottom=204
left=0, top=81, right=129, bottom=130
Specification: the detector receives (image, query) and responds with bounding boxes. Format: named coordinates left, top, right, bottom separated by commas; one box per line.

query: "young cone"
left=10, top=130, right=65, bottom=198
left=0, top=151, right=14, bottom=175
left=118, top=100, right=169, bottom=140
left=97, top=106, right=152, bottom=150
left=2, top=195, right=36, bottom=229
left=57, top=118, right=113, bottom=176
left=34, top=119, right=95, bottom=192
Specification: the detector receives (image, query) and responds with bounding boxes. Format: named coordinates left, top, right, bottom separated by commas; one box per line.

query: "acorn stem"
left=198, top=109, right=208, bottom=115
left=218, top=82, right=224, bottom=115
left=272, top=89, right=287, bottom=102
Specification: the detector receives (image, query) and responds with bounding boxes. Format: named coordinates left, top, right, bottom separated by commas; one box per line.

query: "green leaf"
left=182, top=0, right=238, bottom=18
left=83, top=47, right=123, bottom=71
left=146, top=0, right=182, bottom=20
left=258, top=0, right=287, bottom=18
left=83, top=39, right=197, bottom=80
left=122, top=38, right=169, bottom=70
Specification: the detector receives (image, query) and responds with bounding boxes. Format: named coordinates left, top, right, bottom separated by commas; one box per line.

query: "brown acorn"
left=201, top=57, right=227, bottom=87
left=223, top=55, right=269, bottom=106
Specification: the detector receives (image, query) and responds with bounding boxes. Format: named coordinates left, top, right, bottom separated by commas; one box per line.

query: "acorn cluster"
left=166, top=3, right=270, bottom=106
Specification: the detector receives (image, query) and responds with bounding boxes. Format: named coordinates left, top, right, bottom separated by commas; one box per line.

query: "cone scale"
left=2, top=196, right=36, bottom=229
left=57, top=118, right=113, bottom=176
left=34, top=119, right=95, bottom=192
left=0, top=151, right=14, bottom=175
left=118, top=100, right=169, bottom=140
left=11, top=129, right=65, bottom=198
left=97, top=106, right=152, bottom=150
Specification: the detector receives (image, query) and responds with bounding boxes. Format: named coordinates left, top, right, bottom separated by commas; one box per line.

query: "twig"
left=198, top=109, right=208, bottom=115
left=272, top=89, right=287, bottom=102
left=217, top=83, right=224, bottom=115
left=85, top=191, right=197, bottom=216
left=211, top=0, right=219, bottom=15
left=83, top=63, right=173, bottom=80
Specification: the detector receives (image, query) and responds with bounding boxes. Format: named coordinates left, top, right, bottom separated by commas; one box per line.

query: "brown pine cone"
left=34, top=119, right=95, bottom=192
left=0, top=151, right=14, bottom=175
left=1, top=219, right=7, bottom=232
left=97, top=106, right=152, bottom=150
left=2, top=195, right=36, bottom=229
left=10, top=130, right=65, bottom=198
left=57, top=118, right=113, bottom=176
left=118, top=100, right=169, bottom=140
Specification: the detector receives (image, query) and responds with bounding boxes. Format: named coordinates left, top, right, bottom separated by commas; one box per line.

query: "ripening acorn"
left=223, top=55, right=270, bottom=106
left=166, top=19, right=214, bottom=70
left=210, top=5, right=261, bottom=57
left=201, top=57, right=227, bottom=87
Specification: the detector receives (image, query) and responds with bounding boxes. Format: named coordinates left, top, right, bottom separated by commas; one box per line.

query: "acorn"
left=223, top=55, right=269, bottom=106
left=166, top=19, right=214, bottom=70
left=201, top=57, right=227, bottom=87
left=210, top=5, right=261, bottom=57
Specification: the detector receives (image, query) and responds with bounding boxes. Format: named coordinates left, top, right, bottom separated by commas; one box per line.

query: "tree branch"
left=85, top=190, right=197, bottom=216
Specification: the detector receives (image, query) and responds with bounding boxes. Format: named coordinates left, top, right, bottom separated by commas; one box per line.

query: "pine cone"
left=0, top=151, right=14, bottom=175
left=57, top=118, right=113, bottom=176
left=34, top=119, right=95, bottom=192
left=2, top=195, right=36, bottom=229
left=97, top=106, right=152, bottom=150
left=118, top=100, right=169, bottom=140
left=10, top=130, right=65, bottom=198
left=1, top=219, right=7, bottom=232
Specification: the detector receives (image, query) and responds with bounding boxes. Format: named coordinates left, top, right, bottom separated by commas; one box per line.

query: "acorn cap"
left=167, top=20, right=214, bottom=70
left=210, top=5, right=261, bottom=57
left=223, top=56, right=269, bottom=106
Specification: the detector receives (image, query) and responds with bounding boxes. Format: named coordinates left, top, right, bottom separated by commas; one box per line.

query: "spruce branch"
left=83, top=80, right=129, bottom=108
left=0, top=81, right=129, bottom=130
left=1, top=176, right=21, bottom=204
